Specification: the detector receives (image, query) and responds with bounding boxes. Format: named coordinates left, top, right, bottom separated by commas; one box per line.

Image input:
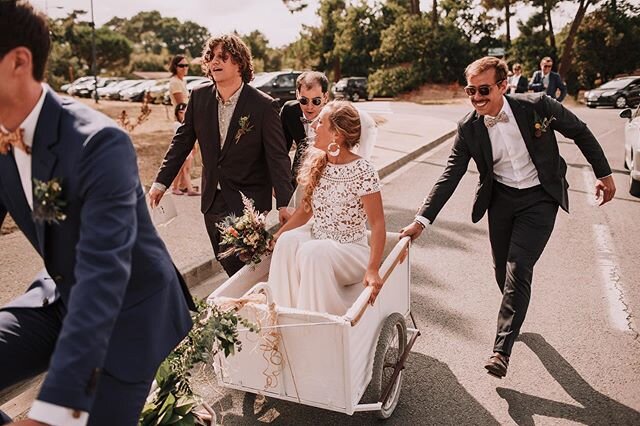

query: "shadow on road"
left=497, top=333, right=640, bottom=425
left=210, top=352, right=498, bottom=425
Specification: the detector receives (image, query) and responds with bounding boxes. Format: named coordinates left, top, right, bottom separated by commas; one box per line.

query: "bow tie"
left=484, top=111, right=509, bottom=128
left=300, top=116, right=313, bottom=125
left=0, top=127, right=30, bottom=155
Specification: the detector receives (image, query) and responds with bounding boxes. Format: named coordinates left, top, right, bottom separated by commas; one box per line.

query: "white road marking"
left=582, top=169, right=633, bottom=333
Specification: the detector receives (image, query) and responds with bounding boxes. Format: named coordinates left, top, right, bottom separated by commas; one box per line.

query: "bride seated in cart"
left=267, top=101, right=385, bottom=316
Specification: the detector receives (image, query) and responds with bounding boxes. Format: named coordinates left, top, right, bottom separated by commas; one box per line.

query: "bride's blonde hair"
left=297, top=101, right=362, bottom=212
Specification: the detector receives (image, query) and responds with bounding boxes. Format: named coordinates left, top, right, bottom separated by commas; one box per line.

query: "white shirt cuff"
left=414, top=216, right=431, bottom=228
left=151, top=182, right=167, bottom=192
left=29, top=400, right=89, bottom=426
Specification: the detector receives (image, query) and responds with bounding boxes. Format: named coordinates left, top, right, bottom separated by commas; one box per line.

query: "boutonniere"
left=234, top=115, right=254, bottom=144
left=533, top=111, right=556, bottom=138
left=32, top=178, right=67, bottom=224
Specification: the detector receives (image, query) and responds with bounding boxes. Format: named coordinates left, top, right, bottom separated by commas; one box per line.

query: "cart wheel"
left=362, top=312, right=407, bottom=419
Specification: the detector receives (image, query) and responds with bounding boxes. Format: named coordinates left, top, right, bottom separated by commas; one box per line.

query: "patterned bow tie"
left=0, top=127, right=30, bottom=155
left=300, top=116, right=313, bottom=125
left=484, top=111, right=509, bottom=128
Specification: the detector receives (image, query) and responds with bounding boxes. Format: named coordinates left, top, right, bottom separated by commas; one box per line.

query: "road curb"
left=181, top=128, right=457, bottom=291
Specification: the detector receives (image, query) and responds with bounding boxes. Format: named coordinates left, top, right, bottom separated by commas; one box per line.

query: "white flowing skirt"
left=268, top=223, right=369, bottom=316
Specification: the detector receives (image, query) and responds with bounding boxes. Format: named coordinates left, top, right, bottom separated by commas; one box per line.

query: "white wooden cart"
left=207, top=233, right=420, bottom=419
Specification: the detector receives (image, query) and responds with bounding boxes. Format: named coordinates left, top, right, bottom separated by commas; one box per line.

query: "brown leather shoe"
left=484, top=352, right=509, bottom=378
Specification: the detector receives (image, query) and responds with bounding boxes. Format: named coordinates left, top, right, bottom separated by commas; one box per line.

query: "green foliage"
left=129, top=51, right=172, bottom=72
left=333, top=1, right=381, bottom=77
left=572, top=0, right=640, bottom=89
left=508, top=14, right=557, bottom=77
left=370, top=14, right=474, bottom=95
left=139, top=299, right=258, bottom=425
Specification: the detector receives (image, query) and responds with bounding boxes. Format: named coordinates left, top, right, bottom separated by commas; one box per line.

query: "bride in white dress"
left=268, top=101, right=386, bottom=316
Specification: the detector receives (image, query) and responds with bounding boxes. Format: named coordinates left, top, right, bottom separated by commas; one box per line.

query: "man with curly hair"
left=151, top=34, right=293, bottom=276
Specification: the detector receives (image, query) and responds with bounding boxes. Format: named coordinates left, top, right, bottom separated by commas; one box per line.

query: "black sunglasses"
left=299, top=96, right=323, bottom=106
left=177, top=64, right=189, bottom=68
left=464, top=79, right=505, bottom=97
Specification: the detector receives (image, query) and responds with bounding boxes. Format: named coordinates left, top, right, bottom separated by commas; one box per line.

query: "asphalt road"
left=198, top=102, right=640, bottom=425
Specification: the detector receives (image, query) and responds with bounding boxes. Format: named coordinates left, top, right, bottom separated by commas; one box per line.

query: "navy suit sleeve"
left=417, top=122, right=472, bottom=223
left=37, top=127, right=140, bottom=411
left=517, top=76, right=529, bottom=93
left=543, top=96, right=611, bottom=178
left=555, top=74, right=567, bottom=102
left=529, top=71, right=543, bottom=92
left=0, top=197, right=5, bottom=229
left=155, top=93, right=197, bottom=187
left=264, top=100, right=293, bottom=208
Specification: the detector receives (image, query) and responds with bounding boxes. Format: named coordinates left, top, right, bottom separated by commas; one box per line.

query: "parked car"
left=250, top=71, right=301, bottom=104
left=76, top=77, right=123, bottom=98
left=620, top=105, right=640, bottom=197
left=120, top=80, right=157, bottom=102
left=332, top=77, right=371, bottom=102
left=97, top=79, right=141, bottom=100
left=146, top=79, right=170, bottom=104
left=585, top=76, right=640, bottom=109
left=60, top=76, right=93, bottom=93
left=161, top=76, right=210, bottom=105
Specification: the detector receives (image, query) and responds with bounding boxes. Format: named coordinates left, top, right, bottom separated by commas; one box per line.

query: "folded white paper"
left=148, top=194, right=178, bottom=227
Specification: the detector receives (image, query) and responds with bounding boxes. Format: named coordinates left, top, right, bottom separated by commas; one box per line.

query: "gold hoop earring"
left=327, top=141, right=340, bottom=157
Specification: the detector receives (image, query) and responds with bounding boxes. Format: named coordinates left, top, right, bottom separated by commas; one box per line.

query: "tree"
left=557, top=0, right=601, bottom=78
left=333, top=1, right=381, bottom=77
left=572, top=0, right=640, bottom=88
left=509, top=13, right=555, bottom=76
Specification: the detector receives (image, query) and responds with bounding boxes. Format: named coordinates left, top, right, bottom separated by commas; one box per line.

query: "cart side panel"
left=346, top=240, right=411, bottom=409
left=216, top=307, right=350, bottom=410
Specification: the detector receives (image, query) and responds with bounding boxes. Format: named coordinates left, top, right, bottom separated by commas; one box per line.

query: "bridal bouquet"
left=217, top=193, right=273, bottom=266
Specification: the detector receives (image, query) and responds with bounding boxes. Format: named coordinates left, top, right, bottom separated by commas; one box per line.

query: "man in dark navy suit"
left=0, top=2, right=193, bottom=425
left=529, top=56, right=567, bottom=102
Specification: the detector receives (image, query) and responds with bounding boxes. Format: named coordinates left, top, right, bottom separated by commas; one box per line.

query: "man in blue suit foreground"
left=0, top=2, right=194, bottom=425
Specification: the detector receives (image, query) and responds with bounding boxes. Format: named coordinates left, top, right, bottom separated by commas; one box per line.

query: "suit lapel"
left=206, top=84, right=221, bottom=156
left=219, top=85, right=250, bottom=161
left=506, top=96, right=536, bottom=157
left=472, top=113, right=493, bottom=170
left=31, top=91, right=62, bottom=254
left=0, top=152, right=38, bottom=244
left=292, top=104, right=307, bottom=141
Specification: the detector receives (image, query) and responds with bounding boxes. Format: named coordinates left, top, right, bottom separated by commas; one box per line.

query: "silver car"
left=620, top=105, right=640, bottom=197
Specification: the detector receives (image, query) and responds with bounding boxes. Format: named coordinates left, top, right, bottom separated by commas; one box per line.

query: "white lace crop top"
left=311, top=158, right=381, bottom=244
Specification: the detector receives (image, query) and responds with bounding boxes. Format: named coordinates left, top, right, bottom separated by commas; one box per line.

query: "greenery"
left=45, top=0, right=640, bottom=97
left=139, top=299, right=259, bottom=425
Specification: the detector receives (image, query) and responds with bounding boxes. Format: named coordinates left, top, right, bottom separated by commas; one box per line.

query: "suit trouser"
left=0, top=301, right=153, bottom=425
left=204, top=189, right=245, bottom=277
left=488, top=181, right=559, bottom=356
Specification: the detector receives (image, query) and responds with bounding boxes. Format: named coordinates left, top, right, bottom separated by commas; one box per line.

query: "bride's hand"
left=363, top=269, right=383, bottom=305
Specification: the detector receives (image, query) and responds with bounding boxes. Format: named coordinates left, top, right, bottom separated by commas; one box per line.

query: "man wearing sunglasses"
left=401, top=56, right=615, bottom=379
left=280, top=71, right=329, bottom=187
left=529, top=56, right=567, bottom=102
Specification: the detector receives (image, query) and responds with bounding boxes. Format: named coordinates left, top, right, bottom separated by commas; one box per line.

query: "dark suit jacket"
left=530, top=70, right=567, bottom=102
left=0, top=89, right=193, bottom=411
left=280, top=100, right=311, bottom=184
left=513, top=75, right=529, bottom=94
left=156, top=82, right=293, bottom=215
left=418, top=94, right=612, bottom=224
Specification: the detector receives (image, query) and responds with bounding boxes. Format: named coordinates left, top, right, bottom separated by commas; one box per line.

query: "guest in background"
left=529, top=57, right=567, bottom=102
left=168, top=55, right=189, bottom=106
left=508, top=63, right=528, bottom=94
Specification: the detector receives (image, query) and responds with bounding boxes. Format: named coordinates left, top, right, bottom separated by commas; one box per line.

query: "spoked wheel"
left=615, top=96, right=627, bottom=109
left=362, top=313, right=407, bottom=419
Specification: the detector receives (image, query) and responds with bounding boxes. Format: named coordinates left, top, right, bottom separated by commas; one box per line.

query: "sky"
left=32, top=0, right=640, bottom=48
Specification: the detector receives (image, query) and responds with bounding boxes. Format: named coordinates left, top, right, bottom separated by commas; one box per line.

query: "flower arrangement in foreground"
left=139, top=299, right=259, bottom=426
left=217, top=193, right=273, bottom=266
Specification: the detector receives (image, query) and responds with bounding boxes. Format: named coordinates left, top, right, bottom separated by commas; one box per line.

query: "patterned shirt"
left=216, top=83, right=243, bottom=148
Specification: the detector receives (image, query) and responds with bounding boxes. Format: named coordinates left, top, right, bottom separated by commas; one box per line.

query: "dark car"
left=250, top=71, right=302, bottom=104
left=332, top=77, right=371, bottom=102
left=585, top=76, right=640, bottom=109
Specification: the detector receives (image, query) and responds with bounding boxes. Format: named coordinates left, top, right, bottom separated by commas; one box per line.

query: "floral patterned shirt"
left=311, top=158, right=380, bottom=244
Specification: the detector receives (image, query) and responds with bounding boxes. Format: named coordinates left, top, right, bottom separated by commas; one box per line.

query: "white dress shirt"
left=13, top=85, right=90, bottom=426
left=487, top=98, right=540, bottom=189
